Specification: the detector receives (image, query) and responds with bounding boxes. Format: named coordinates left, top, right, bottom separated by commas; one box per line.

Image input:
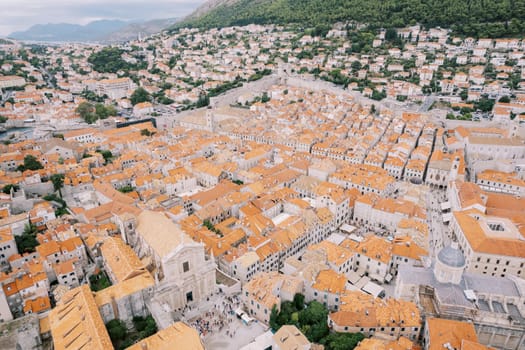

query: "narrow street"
left=425, top=188, right=451, bottom=258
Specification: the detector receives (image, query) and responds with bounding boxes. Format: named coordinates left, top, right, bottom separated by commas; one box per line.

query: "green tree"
left=43, top=193, right=68, bottom=216
left=106, top=319, right=127, bottom=342
left=118, top=185, right=135, bottom=193
left=140, top=129, right=153, bottom=137
left=97, top=150, right=113, bottom=164
left=141, top=316, right=157, bottom=338
left=509, top=73, right=521, bottom=90
left=88, top=47, right=127, bottom=73
left=119, top=339, right=134, bottom=350
left=18, top=155, right=44, bottom=171
left=1, top=184, right=19, bottom=194
left=351, top=60, right=362, bottom=72
left=261, top=92, right=270, bottom=103
left=95, top=103, right=117, bottom=119
left=476, top=97, right=495, bottom=112
left=371, top=89, right=386, bottom=101
left=299, top=301, right=328, bottom=326
left=293, top=293, right=305, bottom=310
left=322, top=332, right=365, bottom=350
left=80, top=89, right=105, bottom=102
left=305, top=322, right=329, bottom=343
left=269, top=304, right=280, bottom=331
left=76, top=102, right=116, bottom=123
left=0, top=115, right=7, bottom=123
left=499, top=95, right=510, bottom=103
left=90, top=270, right=112, bottom=291
left=76, top=101, right=96, bottom=123
left=158, top=95, right=174, bottom=105
left=178, top=0, right=525, bottom=39
left=15, top=223, right=39, bottom=253
left=130, top=87, right=150, bottom=105
left=196, top=93, right=210, bottom=108
left=50, top=174, right=65, bottom=198
left=276, top=301, right=297, bottom=327
left=385, top=28, right=398, bottom=42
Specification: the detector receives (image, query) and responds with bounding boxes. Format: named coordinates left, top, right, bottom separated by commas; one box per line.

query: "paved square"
left=205, top=317, right=268, bottom=350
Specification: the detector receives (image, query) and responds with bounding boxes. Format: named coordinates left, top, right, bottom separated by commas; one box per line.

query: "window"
left=186, top=291, right=193, bottom=302
left=183, top=261, right=190, bottom=272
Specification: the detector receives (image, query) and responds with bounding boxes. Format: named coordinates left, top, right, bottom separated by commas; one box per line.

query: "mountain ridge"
left=9, top=18, right=178, bottom=43
left=9, top=20, right=128, bottom=42
left=178, top=0, right=525, bottom=38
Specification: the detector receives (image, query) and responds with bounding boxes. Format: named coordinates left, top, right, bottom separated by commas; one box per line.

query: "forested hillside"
left=179, top=0, right=525, bottom=38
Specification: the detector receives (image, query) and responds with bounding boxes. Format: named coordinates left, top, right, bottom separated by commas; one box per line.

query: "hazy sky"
left=0, top=0, right=206, bottom=36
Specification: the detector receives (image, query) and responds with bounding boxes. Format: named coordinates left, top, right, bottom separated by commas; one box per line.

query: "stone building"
left=132, top=210, right=216, bottom=312
left=396, top=244, right=525, bottom=349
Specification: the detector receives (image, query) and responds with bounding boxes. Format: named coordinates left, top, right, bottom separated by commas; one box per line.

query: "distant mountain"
left=179, top=0, right=525, bottom=38
left=9, top=18, right=178, bottom=43
left=104, top=18, right=179, bottom=43
left=9, top=20, right=128, bottom=42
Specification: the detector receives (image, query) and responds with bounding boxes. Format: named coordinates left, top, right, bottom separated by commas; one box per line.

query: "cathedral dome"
left=437, top=243, right=466, bottom=268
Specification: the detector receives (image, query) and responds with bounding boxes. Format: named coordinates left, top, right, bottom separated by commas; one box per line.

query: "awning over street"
left=362, top=281, right=386, bottom=298
left=340, top=224, right=357, bottom=234
left=440, top=201, right=451, bottom=211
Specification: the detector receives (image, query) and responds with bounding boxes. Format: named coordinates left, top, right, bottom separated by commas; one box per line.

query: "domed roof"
left=437, top=243, right=465, bottom=268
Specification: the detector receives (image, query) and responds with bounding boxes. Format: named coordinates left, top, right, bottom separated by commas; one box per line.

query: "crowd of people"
left=188, top=294, right=242, bottom=338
